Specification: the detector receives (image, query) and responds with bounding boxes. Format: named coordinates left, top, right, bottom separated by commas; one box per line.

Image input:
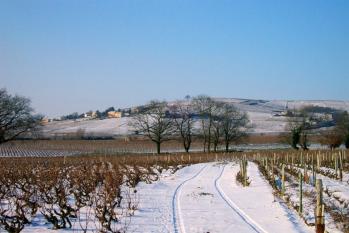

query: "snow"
left=280, top=165, right=347, bottom=233
left=41, top=99, right=349, bottom=137
left=129, top=162, right=313, bottom=233
left=18, top=162, right=315, bottom=233
left=220, top=162, right=312, bottom=233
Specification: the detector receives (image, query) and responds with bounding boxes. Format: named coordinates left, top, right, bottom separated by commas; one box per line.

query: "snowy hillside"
left=41, top=99, right=349, bottom=137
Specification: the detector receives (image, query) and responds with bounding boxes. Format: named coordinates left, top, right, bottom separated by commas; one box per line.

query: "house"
left=40, top=117, right=50, bottom=125
left=107, top=111, right=122, bottom=118
left=84, top=111, right=97, bottom=119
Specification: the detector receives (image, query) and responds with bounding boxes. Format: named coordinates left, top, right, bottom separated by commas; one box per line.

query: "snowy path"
left=129, top=161, right=313, bottom=233
left=178, top=163, right=263, bottom=233
left=219, top=162, right=313, bottom=233
left=173, top=164, right=208, bottom=233
left=128, top=164, right=207, bottom=233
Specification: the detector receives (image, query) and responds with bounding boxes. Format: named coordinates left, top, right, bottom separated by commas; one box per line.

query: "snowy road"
left=130, top=162, right=313, bottom=233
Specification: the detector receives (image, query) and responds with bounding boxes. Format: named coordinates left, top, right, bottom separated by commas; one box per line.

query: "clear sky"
left=1, top=0, right=348, bottom=117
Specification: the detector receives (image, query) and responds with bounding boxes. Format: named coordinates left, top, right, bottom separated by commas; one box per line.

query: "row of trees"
left=130, top=95, right=250, bottom=154
left=60, top=107, right=119, bottom=120
left=2, top=87, right=348, bottom=152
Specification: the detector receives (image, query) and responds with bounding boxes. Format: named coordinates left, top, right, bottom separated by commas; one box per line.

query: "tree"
left=130, top=101, right=174, bottom=154
left=320, top=129, right=343, bottom=149
left=336, top=111, right=349, bottom=148
left=171, top=101, right=195, bottom=153
left=95, top=110, right=102, bottom=119
left=285, top=108, right=312, bottom=150
left=61, top=112, right=80, bottom=120
left=345, top=134, right=349, bottom=149
left=290, top=127, right=301, bottom=150
left=321, top=110, right=349, bottom=149
left=220, top=104, right=249, bottom=152
left=211, top=101, right=225, bottom=152
left=0, top=88, right=42, bottom=144
left=193, top=95, right=215, bottom=153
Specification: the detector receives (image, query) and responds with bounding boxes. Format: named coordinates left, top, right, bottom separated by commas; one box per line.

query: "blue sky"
left=1, top=0, right=348, bottom=117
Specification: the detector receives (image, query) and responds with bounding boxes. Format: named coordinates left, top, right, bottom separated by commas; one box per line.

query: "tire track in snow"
left=172, top=164, right=207, bottom=233
left=214, top=164, right=269, bottom=233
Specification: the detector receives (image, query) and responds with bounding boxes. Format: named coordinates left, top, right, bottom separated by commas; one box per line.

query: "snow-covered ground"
left=128, top=162, right=312, bottom=233
left=19, top=162, right=314, bottom=233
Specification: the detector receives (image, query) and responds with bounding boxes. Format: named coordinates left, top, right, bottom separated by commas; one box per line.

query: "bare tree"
left=285, top=108, right=312, bottom=150
left=0, top=88, right=42, bottom=144
left=220, top=103, right=249, bottom=152
left=171, top=100, right=195, bottom=153
left=320, top=111, right=349, bottom=149
left=320, top=129, right=343, bottom=149
left=130, top=101, right=174, bottom=154
left=211, top=101, right=225, bottom=152
left=193, top=95, right=215, bottom=153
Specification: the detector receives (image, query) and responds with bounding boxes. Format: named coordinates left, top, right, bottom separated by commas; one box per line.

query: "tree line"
left=2, top=87, right=349, bottom=152
left=130, top=95, right=250, bottom=154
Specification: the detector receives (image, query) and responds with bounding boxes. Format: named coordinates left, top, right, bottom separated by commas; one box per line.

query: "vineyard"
left=0, top=150, right=348, bottom=233
left=0, top=140, right=198, bottom=157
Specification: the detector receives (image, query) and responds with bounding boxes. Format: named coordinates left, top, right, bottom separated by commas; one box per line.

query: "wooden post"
left=335, top=154, right=338, bottom=179
left=271, top=158, right=274, bottom=180
left=304, top=162, right=308, bottom=183
left=282, top=164, right=285, bottom=196
left=317, top=153, right=320, bottom=170
left=312, top=154, right=316, bottom=186
left=339, top=151, right=343, bottom=181
left=299, top=172, right=303, bottom=214
left=316, top=179, right=325, bottom=233
left=243, top=158, right=247, bottom=187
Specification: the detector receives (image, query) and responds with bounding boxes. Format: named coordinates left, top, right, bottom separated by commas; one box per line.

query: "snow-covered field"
left=41, top=99, right=349, bottom=137
left=20, top=162, right=314, bottom=233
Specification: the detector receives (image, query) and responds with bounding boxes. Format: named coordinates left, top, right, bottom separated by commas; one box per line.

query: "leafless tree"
left=220, top=103, right=249, bottom=152
left=211, top=101, right=225, bottom=152
left=0, top=88, right=42, bottom=144
left=130, top=101, right=175, bottom=154
left=320, top=111, right=349, bottom=149
left=192, top=95, right=215, bottom=153
left=285, top=108, right=313, bottom=150
left=171, top=100, right=195, bottom=153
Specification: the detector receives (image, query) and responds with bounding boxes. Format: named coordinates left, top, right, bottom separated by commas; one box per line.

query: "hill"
left=40, top=98, right=349, bottom=138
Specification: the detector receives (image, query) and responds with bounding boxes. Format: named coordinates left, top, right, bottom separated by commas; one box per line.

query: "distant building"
left=84, top=111, right=97, bottom=119
left=40, top=117, right=50, bottom=125
left=107, top=111, right=122, bottom=118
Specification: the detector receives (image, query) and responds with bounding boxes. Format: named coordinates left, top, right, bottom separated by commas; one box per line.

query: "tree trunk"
left=0, top=129, right=6, bottom=144
left=156, top=142, right=161, bottom=154
left=184, top=141, right=190, bottom=153
left=213, top=142, right=218, bottom=152
left=183, top=136, right=191, bottom=153
left=208, top=127, right=211, bottom=153
left=225, top=141, right=229, bottom=152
